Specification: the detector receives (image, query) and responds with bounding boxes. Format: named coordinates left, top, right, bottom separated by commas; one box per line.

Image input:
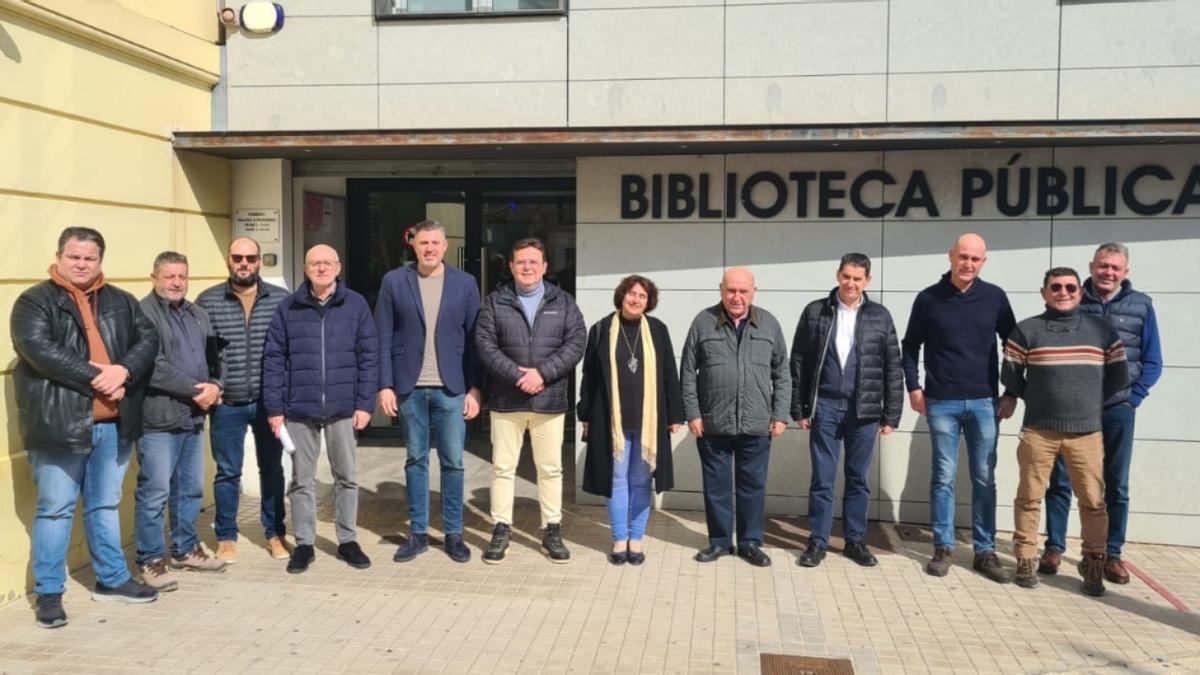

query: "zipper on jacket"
left=320, top=311, right=327, bottom=418
left=808, top=297, right=839, bottom=423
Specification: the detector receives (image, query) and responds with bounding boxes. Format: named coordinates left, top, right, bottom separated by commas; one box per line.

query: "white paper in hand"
left=278, top=423, right=296, bottom=454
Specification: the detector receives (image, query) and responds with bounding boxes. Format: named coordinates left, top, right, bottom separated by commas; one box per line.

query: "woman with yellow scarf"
left=578, top=275, right=684, bottom=565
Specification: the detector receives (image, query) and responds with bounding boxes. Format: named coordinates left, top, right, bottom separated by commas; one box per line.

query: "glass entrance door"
left=346, top=178, right=575, bottom=436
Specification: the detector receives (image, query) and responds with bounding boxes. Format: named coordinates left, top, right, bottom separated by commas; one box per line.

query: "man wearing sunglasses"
left=1001, top=267, right=1130, bottom=597
left=197, top=238, right=290, bottom=563
left=1039, top=243, right=1162, bottom=585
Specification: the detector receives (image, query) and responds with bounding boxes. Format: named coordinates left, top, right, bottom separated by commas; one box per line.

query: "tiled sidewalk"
left=1, top=443, right=1198, bottom=674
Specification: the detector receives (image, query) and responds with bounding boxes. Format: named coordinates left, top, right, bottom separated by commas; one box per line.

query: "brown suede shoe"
left=1014, top=557, right=1039, bottom=589
left=1037, top=549, right=1061, bottom=575
left=267, top=537, right=291, bottom=560
left=1105, top=557, right=1131, bottom=585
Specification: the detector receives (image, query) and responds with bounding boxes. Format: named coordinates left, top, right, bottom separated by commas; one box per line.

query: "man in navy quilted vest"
left=264, top=244, right=379, bottom=574
left=1039, top=242, right=1163, bottom=585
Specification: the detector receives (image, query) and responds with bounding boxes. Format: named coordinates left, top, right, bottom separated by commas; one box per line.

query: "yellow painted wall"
left=0, top=1, right=228, bottom=605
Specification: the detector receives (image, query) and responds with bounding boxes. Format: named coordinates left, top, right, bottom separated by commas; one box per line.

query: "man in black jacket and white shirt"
left=790, top=253, right=903, bottom=569
left=475, top=238, right=586, bottom=565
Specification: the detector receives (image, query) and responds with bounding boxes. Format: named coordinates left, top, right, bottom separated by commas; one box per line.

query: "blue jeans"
left=1044, top=403, right=1136, bottom=557
left=808, top=400, right=878, bottom=547
left=400, top=388, right=466, bottom=535
left=210, top=401, right=285, bottom=541
left=608, top=432, right=653, bottom=542
left=696, top=434, right=772, bottom=548
left=927, top=397, right=999, bottom=552
left=134, top=428, right=205, bottom=564
left=29, top=422, right=133, bottom=595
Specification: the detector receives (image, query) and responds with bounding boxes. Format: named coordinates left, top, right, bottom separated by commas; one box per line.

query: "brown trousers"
left=1013, top=428, right=1108, bottom=559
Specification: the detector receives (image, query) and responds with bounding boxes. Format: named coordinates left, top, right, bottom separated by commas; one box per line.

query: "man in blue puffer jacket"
left=264, top=244, right=379, bottom=574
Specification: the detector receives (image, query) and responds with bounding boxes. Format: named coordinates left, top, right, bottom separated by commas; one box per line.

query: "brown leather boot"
left=1078, top=553, right=1106, bottom=597
left=1014, top=557, right=1039, bottom=589
left=1105, top=557, right=1131, bottom=584
left=1037, top=549, right=1061, bottom=575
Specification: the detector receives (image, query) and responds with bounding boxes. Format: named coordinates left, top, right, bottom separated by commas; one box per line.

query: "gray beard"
left=231, top=272, right=260, bottom=288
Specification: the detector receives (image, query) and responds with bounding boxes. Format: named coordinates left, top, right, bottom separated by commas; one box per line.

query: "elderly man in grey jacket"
left=680, top=267, right=791, bottom=567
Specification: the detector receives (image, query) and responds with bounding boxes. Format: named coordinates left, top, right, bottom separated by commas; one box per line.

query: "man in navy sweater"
left=902, top=233, right=1017, bottom=583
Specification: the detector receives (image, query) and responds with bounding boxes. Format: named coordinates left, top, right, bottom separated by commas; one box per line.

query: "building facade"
left=182, top=0, right=1200, bottom=549
left=0, top=0, right=229, bottom=603
left=5, top=0, right=1199, bottom=603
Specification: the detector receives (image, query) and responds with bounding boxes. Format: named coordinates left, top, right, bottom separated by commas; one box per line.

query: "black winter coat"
left=789, top=290, right=904, bottom=427
left=475, top=281, right=586, bottom=414
left=577, top=314, right=684, bottom=497
left=11, top=280, right=158, bottom=453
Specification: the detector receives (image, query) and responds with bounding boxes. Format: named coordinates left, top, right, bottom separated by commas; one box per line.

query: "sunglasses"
left=230, top=254, right=260, bottom=264
left=1048, top=283, right=1079, bottom=294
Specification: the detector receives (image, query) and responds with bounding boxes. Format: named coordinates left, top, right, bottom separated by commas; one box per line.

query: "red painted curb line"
left=1125, top=560, right=1191, bottom=613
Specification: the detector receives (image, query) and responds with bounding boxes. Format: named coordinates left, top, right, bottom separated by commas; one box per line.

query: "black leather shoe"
left=843, top=541, right=878, bottom=567
left=337, top=541, right=371, bottom=569
left=737, top=543, right=772, bottom=567
left=608, top=550, right=628, bottom=566
left=393, top=533, right=428, bottom=563
left=627, top=550, right=645, bottom=566
left=798, top=542, right=827, bottom=568
left=694, top=544, right=734, bottom=563
left=287, top=544, right=315, bottom=574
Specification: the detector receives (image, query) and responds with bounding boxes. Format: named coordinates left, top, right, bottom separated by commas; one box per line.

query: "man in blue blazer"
left=376, top=220, right=483, bottom=563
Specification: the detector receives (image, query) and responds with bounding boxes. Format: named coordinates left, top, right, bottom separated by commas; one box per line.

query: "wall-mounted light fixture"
left=239, top=2, right=285, bottom=34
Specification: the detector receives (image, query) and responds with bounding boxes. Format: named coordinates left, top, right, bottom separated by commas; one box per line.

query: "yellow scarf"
left=608, top=313, right=657, bottom=469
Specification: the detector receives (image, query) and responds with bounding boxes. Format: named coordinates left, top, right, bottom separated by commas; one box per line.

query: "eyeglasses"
left=1048, top=283, right=1079, bottom=294
left=230, top=254, right=259, bottom=264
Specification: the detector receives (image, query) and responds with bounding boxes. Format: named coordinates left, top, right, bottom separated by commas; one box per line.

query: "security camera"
left=217, top=6, right=238, bottom=26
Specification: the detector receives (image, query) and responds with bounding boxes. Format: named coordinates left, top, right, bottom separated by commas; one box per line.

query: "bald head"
left=226, top=237, right=263, bottom=287
left=720, top=267, right=757, bottom=320
left=304, top=244, right=342, bottom=297
left=948, top=233, right=988, bottom=291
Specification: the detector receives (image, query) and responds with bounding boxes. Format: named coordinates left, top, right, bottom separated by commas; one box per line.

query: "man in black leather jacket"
left=790, top=253, right=903, bottom=569
left=10, top=227, right=160, bottom=628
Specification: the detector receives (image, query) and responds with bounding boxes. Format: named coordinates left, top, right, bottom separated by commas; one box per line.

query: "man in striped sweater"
left=1001, top=267, right=1130, bottom=597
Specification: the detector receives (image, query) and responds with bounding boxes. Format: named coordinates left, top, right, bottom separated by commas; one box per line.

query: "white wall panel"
left=569, top=78, right=723, bottom=127
left=888, top=0, right=1059, bottom=73
left=887, top=71, right=1058, bottom=123
left=377, top=19, right=566, bottom=84
left=725, top=2, right=887, bottom=77
left=725, top=75, right=886, bottom=125
left=1061, top=1, right=1200, bottom=69
left=227, top=17, right=377, bottom=86
left=569, top=7, right=723, bottom=81
left=379, top=82, right=566, bottom=128
left=1059, top=67, right=1200, bottom=120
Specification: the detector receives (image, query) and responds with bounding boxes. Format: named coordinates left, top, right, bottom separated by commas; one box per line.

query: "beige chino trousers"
left=1013, top=428, right=1108, bottom=559
left=489, top=411, right=565, bottom=528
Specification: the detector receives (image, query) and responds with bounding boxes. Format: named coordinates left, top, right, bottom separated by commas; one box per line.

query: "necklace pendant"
left=626, top=356, right=639, bottom=373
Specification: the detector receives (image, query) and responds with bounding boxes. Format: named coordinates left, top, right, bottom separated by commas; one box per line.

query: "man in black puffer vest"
left=790, top=253, right=903, bottom=569
left=196, top=237, right=289, bottom=564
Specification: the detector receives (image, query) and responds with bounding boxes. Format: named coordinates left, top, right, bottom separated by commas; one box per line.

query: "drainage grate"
left=760, top=654, right=855, bottom=675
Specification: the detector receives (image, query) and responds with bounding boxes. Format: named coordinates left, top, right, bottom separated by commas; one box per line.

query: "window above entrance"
left=375, top=0, right=564, bottom=20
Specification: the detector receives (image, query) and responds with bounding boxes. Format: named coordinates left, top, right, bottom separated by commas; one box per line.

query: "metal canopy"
left=173, top=120, right=1200, bottom=161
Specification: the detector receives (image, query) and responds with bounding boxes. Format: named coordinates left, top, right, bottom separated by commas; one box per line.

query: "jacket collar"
left=1082, top=277, right=1132, bottom=305
left=714, top=303, right=760, bottom=329
left=293, top=278, right=346, bottom=308
left=146, top=291, right=195, bottom=315
left=222, top=279, right=273, bottom=300
left=824, top=288, right=870, bottom=311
